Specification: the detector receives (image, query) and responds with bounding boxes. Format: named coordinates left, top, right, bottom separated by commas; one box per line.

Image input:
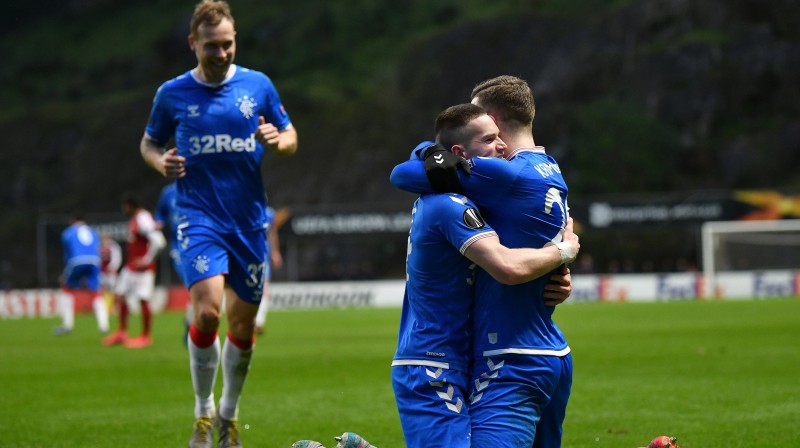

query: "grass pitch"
left=1, top=298, right=799, bottom=447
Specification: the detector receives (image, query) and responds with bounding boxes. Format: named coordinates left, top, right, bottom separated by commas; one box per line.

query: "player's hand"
left=160, top=148, right=186, bottom=179
left=256, top=116, right=281, bottom=149
left=544, top=265, right=572, bottom=306
left=559, top=218, right=580, bottom=264
left=422, top=143, right=471, bottom=193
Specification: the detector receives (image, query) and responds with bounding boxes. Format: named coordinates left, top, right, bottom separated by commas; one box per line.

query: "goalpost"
left=701, top=219, right=800, bottom=298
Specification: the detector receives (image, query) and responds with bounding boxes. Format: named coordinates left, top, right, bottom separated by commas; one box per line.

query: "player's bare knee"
left=227, top=316, right=255, bottom=340
left=195, top=306, right=221, bottom=331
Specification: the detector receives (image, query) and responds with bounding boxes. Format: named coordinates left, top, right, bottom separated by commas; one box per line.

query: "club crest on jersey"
left=236, top=95, right=258, bottom=119
left=463, top=208, right=485, bottom=229
left=192, top=255, right=211, bottom=274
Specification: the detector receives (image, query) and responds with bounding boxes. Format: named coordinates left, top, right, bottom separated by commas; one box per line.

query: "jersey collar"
left=190, top=65, right=238, bottom=87
left=507, top=146, right=546, bottom=159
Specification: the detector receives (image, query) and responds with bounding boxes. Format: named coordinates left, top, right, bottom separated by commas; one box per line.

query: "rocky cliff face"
left=1, top=0, right=798, bottom=287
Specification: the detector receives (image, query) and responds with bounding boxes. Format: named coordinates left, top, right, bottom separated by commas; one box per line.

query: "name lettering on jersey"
left=187, top=105, right=200, bottom=117
left=533, top=162, right=562, bottom=178
left=236, top=95, right=258, bottom=119
left=189, top=134, right=257, bottom=154
left=463, top=208, right=486, bottom=229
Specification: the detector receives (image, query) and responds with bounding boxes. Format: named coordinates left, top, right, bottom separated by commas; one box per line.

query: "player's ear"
left=451, top=145, right=466, bottom=158
left=188, top=34, right=195, bottom=51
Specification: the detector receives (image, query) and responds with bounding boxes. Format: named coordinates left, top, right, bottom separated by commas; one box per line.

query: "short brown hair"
left=435, top=103, right=486, bottom=149
left=471, top=75, right=535, bottom=126
left=190, top=0, right=235, bottom=37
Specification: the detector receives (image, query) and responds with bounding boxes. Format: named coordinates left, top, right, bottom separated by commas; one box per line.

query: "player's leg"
left=254, top=278, right=270, bottom=334
left=103, top=267, right=132, bottom=345
left=468, top=355, right=561, bottom=448
left=532, top=353, right=573, bottom=448
left=216, top=228, right=267, bottom=447
left=124, top=270, right=156, bottom=348
left=86, top=264, right=109, bottom=334
left=54, top=264, right=84, bottom=334
left=188, top=274, right=225, bottom=448
left=181, top=226, right=229, bottom=448
left=391, top=364, right=471, bottom=448
left=53, top=288, right=75, bottom=335
left=219, top=287, right=258, bottom=421
left=170, top=246, right=193, bottom=346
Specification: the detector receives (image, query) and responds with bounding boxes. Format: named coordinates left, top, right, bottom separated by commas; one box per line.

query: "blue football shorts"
left=391, top=364, right=471, bottom=448
left=178, top=224, right=267, bottom=304
left=64, top=263, right=101, bottom=292
left=468, top=353, right=573, bottom=448
left=168, top=242, right=184, bottom=282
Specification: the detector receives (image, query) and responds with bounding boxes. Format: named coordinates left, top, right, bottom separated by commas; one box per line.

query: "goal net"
left=701, top=219, right=800, bottom=298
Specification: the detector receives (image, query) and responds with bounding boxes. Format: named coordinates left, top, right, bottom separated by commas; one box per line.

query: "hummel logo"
left=487, top=359, right=505, bottom=371
left=188, top=105, right=200, bottom=117
left=436, top=385, right=455, bottom=401
left=469, top=393, right=483, bottom=405
left=426, top=368, right=444, bottom=379
left=445, top=398, right=463, bottom=413
left=434, top=154, right=445, bottom=164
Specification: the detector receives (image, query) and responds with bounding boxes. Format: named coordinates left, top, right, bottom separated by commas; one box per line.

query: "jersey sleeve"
left=435, top=195, right=496, bottom=254
left=259, top=75, right=291, bottom=131
left=154, top=190, right=169, bottom=226
left=144, top=84, right=175, bottom=146
left=389, top=160, right=432, bottom=194
left=458, top=156, right=523, bottom=208
left=389, top=152, right=523, bottom=205
left=136, top=212, right=157, bottom=236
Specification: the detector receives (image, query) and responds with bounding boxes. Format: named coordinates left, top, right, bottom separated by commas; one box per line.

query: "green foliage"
left=571, top=97, right=680, bottom=194
left=2, top=300, right=799, bottom=447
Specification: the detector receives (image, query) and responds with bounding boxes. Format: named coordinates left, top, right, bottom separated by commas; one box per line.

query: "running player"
left=391, top=104, right=578, bottom=448
left=54, top=213, right=109, bottom=335
left=139, top=1, right=297, bottom=446
left=391, top=76, right=575, bottom=447
left=103, top=195, right=166, bottom=348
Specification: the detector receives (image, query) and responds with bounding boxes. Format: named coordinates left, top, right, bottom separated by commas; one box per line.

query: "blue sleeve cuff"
left=411, top=140, right=436, bottom=160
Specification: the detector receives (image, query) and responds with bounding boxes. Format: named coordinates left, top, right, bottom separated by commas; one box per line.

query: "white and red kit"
left=115, top=209, right=165, bottom=301
left=100, top=238, right=122, bottom=291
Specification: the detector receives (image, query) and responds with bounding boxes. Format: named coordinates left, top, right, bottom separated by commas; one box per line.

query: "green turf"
left=1, top=299, right=799, bottom=447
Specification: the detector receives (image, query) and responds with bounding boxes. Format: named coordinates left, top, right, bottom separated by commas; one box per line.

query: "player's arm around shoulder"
left=463, top=218, right=580, bottom=285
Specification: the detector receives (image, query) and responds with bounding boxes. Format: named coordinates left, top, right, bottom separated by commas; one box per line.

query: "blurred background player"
left=139, top=1, right=297, bottom=446
left=254, top=205, right=287, bottom=335
left=53, top=212, right=109, bottom=335
left=153, top=181, right=193, bottom=344
left=99, top=232, right=122, bottom=306
left=103, top=195, right=165, bottom=348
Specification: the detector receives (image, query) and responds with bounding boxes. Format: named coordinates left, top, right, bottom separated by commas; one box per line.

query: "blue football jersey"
left=145, top=65, right=291, bottom=233
left=392, top=193, right=497, bottom=373
left=62, top=223, right=101, bottom=269
left=154, top=182, right=180, bottom=251
left=390, top=145, right=571, bottom=357
left=264, top=205, right=275, bottom=258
